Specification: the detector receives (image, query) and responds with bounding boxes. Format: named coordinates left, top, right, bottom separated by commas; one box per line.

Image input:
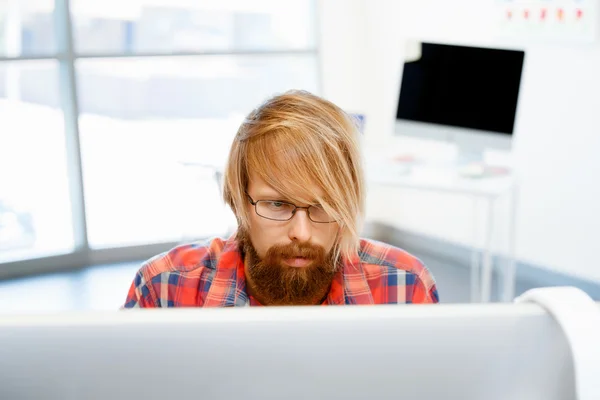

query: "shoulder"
left=138, top=236, right=228, bottom=280
left=358, top=238, right=439, bottom=303
left=358, top=238, right=428, bottom=277
left=124, top=236, right=235, bottom=307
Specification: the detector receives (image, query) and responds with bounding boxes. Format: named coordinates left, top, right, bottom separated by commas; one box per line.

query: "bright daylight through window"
left=0, top=0, right=318, bottom=264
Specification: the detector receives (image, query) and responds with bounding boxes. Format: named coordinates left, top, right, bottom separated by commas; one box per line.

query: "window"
left=70, top=0, right=315, bottom=53
left=77, top=56, right=317, bottom=247
left=0, top=0, right=318, bottom=271
left=0, top=61, right=75, bottom=262
left=0, top=0, right=56, bottom=57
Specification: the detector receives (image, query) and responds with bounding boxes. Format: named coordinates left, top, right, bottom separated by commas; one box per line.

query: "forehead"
left=247, top=172, right=324, bottom=201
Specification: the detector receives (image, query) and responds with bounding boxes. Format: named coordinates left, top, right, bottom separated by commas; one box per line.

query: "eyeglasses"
left=246, top=193, right=336, bottom=223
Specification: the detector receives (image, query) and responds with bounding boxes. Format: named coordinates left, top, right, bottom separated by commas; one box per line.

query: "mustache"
left=264, top=242, right=326, bottom=264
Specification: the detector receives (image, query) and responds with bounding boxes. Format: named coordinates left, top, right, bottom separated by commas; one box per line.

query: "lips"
left=284, top=257, right=312, bottom=267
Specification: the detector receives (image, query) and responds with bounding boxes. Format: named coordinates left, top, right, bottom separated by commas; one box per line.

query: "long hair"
left=222, top=90, right=365, bottom=264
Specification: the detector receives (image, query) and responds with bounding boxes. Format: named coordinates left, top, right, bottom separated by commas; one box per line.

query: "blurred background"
left=1, top=0, right=599, bottom=313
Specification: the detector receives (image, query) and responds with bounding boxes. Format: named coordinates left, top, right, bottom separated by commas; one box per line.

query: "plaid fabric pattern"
left=124, top=234, right=439, bottom=308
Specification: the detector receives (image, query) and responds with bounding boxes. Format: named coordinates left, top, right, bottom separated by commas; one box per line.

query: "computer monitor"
left=395, top=41, right=525, bottom=164
left=0, top=304, right=575, bottom=399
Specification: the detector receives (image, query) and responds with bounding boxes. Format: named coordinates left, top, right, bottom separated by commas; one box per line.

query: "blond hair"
left=223, top=90, right=365, bottom=263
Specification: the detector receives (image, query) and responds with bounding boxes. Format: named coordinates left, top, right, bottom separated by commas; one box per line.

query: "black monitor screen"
left=396, top=42, right=525, bottom=135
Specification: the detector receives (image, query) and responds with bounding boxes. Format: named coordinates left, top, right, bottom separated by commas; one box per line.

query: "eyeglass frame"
left=245, top=192, right=336, bottom=224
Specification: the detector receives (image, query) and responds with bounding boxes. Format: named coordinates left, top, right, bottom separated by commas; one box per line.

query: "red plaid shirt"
left=124, top=235, right=439, bottom=307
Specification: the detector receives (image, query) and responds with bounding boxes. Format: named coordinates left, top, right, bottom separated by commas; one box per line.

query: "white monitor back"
left=0, top=304, right=577, bottom=400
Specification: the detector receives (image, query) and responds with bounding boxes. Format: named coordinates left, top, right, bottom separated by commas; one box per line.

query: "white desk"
left=366, top=162, right=518, bottom=303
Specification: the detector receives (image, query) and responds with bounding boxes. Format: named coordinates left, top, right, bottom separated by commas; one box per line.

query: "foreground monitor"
left=0, top=303, right=576, bottom=400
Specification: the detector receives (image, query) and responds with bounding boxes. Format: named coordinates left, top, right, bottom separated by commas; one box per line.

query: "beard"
left=238, top=229, right=339, bottom=306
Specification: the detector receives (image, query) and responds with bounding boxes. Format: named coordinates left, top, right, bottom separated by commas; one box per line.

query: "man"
left=124, top=90, right=438, bottom=307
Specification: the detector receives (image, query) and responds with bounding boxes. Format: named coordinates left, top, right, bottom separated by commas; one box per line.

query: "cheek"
left=318, top=224, right=339, bottom=251
left=247, top=220, right=279, bottom=258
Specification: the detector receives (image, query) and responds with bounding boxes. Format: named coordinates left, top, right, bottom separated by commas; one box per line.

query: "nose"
left=287, top=208, right=312, bottom=243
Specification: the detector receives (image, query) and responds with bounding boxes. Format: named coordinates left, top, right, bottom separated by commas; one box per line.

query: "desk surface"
left=366, top=163, right=515, bottom=198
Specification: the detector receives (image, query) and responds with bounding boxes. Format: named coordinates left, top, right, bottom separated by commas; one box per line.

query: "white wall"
left=318, top=0, right=368, bottom=113
left=319, top=0, right=600, bottom=283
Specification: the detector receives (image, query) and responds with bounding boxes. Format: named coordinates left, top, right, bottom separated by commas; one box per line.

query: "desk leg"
left=502, top=185, right=518, bottom=302
left=470, top=197, right=480, bottom=303
left=481, top=199, right=495, bottom=303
